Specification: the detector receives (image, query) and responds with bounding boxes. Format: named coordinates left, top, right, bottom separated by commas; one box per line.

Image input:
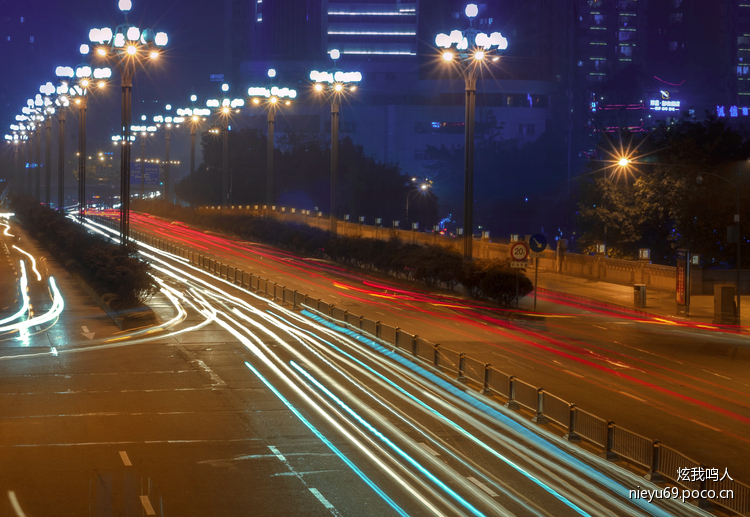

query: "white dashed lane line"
left=119, top=450, right=132, bottom=466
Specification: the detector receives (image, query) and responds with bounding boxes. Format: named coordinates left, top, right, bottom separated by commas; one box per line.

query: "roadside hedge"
left=11, top=196, right=158, bottom=310
left=132, top=200, right=533, bottom=307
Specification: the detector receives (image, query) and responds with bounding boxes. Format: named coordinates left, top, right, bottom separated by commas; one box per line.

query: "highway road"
left=0, top=213, right=715, bottom=516
left=106, top=211, right=750, bottom=488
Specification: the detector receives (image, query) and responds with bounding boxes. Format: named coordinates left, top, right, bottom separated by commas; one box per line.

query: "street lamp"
left=176, top=100, right=209, bottom=205
left=130, top=121, right=157, bottom=198
left=90, top=0, right=168, bottom=244
left=406, top=177, right=433, bottom=225
left=25, top=99, right=46, bottom=202
left=310, top=49, right=361, bottom=235
left=19, top=104, right=37, bottom=197
left=5, top=132, right=26, bottom=196
left=153, top=110, right=182, bottom=202
left=248, top=69, right=297, bottom=214
left=435, top=4, right=508, bottom=259
left=599, top=154, right=634, bottom=257
left=38, top=83, right=58, bottom=207
left=57, top=59, right=110, bottom=222
left=206, top=93, right=244, bottom=207
left=697, top=171, right=742, bottom=324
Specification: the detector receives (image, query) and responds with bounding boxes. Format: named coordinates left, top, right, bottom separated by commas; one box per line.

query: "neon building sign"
left=649, top=99, right=680, bottom=112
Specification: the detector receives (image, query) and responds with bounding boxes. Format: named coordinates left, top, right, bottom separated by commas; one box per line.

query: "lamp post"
left=90, top=0, right=168, bottom=244
left=248, top=69, right=297, bottom=214
left=176, top=98, right=209, bottom=206
left=151, top=113, right=176, bottom=201
left=697, top=171, right=742, bottom=324
left=406, top=177, right=432, bottom=225
left=57, top=59, right=110, bottom=223
left=4, top=134, right=25, bottom=195
left=27, top=102, right=45, bottom=202
left=436, top=3, right=508, bottom=259
left=44, top=106, right=53, bottom=206
left=131, top=119, right=156, bottom=199
left=206, top=89, right=244, bottom=207
left=53, top=87, right=71, bottom=212
left=152, top=105, right=180, bottom=201
left=600, top=156, right=632, bottom=258
left=311, top=49, right=361, bottom=235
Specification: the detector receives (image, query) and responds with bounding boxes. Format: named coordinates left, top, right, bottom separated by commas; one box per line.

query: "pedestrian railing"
left=92, top=218, right=750, bottom=517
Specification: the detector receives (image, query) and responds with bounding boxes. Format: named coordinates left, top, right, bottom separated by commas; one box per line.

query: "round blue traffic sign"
left=529, top=234, right=547, bottom=253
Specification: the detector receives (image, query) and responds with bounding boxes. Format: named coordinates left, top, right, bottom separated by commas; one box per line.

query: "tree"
left=176, top=131, right=440, bottom=227
left=576, top=118, right=750, bottom=266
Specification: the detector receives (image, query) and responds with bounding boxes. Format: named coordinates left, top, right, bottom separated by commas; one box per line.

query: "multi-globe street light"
left=4, top=132, right=27, bottom=196
left=152, top=107, right=183, bottom=202
left=310, top=49, right=361, bottom=235
left=176, top=98, right=210, bottom=205
left=55, top=60, right=110, bottom=222
left=435, top=3, right=508, bottom=259
left=206, top=87, right=244, bottom=207
left=132, top=117, right=157, bottom=199
left=23, top=100, right=45, bottom=202
left=37, top=88, right=56, bottom=207
left=89, top=0, right=168, bottom=244
left=17, top=104, right=38, bottom=198
left=248, top=69, right=296, bottom=213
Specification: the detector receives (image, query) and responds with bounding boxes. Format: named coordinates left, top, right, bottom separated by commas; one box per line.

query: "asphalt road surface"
left=101, top=211, right=750, bottom=487
left=0, top=213, right=717, bottom=516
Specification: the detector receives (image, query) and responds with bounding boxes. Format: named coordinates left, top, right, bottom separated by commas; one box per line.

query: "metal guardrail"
left=106, top=221, right=749, bottom=517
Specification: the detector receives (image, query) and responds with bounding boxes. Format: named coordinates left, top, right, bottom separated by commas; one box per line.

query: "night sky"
left=1, top=0, right=226, bottom=127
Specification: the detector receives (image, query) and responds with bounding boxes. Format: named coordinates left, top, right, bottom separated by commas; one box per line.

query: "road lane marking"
left=690, top=419, right=722, bottom=433
left=619, top=391, right=647, bottom=403
left=563, top=369, right=583, bottom=378
left=309, top=488, right=335, bottom=509
left=593, top=325, right=608, bottom=330
left=419, top=442, right=440, bottom=456
left=119, top=450, right=132, bottom=466
left=7, top=491, right=26, bottom=517
left=50, top=347, right=57, bottom=356
left=269, top=445, right=286, bottom=462
left=139, top=495, right=156, bottom=515
left=467, top=477, right=499, bottom=497
left=192, top=357, right=226, bottom=386
left=81, top=326, right=89, bottom=333
left=703, top=369, right=732, bottom=380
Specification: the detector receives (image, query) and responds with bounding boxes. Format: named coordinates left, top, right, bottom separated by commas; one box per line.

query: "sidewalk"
left=524, top=269, right=746, bottom=327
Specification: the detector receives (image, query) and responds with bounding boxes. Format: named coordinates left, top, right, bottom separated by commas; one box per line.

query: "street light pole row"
left=310, top=49, right=361, bottom=235
left=436, top=3, right=508, bottom=259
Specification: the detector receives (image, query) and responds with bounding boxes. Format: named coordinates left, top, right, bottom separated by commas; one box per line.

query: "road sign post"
left=510, top=242, right=530, bottom=308
left=529, top=234, right=548, bottom=311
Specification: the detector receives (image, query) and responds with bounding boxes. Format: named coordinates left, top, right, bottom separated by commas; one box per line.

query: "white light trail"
left=0, top=261, right=29, bottom=326
left=0, top=276, right=63, bottom=334
left=12, top=246, right=41, bottom=281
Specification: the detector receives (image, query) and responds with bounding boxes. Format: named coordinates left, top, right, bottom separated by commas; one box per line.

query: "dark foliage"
left=174, top=131, right=439, bottom=229
left=577, top=119, right=750, bottom=267
left=11, top=196, right=158, bottom=309
left=133, top=200, right=533, bottom=307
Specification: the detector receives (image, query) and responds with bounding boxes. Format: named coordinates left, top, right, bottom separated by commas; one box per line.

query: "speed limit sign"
left=510, top=242, right=529, bottom=262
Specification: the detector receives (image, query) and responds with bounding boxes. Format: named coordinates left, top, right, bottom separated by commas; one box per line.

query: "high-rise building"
left=325, top=1, right=419, bottom=57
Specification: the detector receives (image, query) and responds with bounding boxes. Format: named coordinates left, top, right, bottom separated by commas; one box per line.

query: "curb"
left=71, top=271, right=157, bottom=330
left=535, top=286, right=665, bottom=319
